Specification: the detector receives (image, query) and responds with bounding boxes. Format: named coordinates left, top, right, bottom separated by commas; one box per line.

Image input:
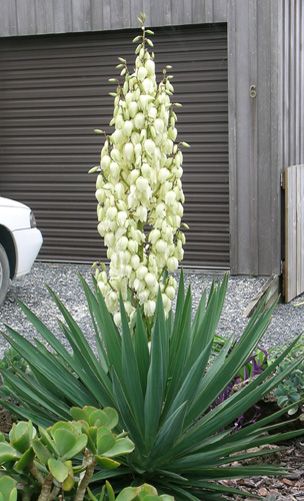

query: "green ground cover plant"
left=268, top=340, right=304, bottom=420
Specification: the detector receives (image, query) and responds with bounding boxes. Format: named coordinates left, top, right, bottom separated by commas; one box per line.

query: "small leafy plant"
left=269, top=340, right=304, bottom=419
left=0, top=406, right=134, bottom=500
left=0, top=347, right=28, bottom=375
left=91, top=482, right=174, bottom=501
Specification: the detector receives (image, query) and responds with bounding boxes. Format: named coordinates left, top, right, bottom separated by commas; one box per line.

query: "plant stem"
left=50, top=485, right=60, bottom=500
left=37, top=474, right=53, bottom=501
left=30, top=464, right=45, bottom=484
left=74, top=453, right=96, bottom=501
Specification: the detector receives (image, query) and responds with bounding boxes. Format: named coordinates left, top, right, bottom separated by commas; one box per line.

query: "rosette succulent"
left=91, top=13, right=189, bottom=324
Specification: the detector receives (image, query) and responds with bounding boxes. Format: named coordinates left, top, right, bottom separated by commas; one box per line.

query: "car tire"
left=0, top=244, right=10, bottom=305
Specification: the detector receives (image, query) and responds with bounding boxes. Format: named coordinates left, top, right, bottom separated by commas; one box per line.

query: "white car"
left=0, top=197, right=43, bottom=304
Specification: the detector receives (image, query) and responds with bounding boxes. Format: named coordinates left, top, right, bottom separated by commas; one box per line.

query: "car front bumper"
left=13, top=228, right=43, bottom=278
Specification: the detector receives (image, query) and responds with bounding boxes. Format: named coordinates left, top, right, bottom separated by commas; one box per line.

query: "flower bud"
left=134, top=112, right=145, bottom=129
left=165, top=191, right=176, bottom=205
left=155, top=239, right=167, bottom=254
left=96, top=174, right=104, bottom=189
left=113, top=312, right=121, bottom=327
left=148, top=106, right=157, bottom=120
left=122, top=120, right=133, bottom=137
left=165, top=286, right=176, bottom=300
left=97, top=221, right=106, bottom=236
left=145, top=273, right=156, bottom=288
left=100, top=155, right=111, bottom=169
left=154, top=118, right=164, bottom=134
left=158, top=168, right=170, bottom=183
left=139, top=94, right=152, bottom=110
left=117, top=236, right=128, bottom=251
left=117, top=211, right=128, bottom=226
left=128, top=101, right=138, bottom=118
left=148, top=229, right=160, bottom=245
left=143, top=78, right=154, bottom=94
left=129, top=169, right=140, bottom=184
left=125, top=91, right=134, bottom=103
left=131, top=255, right=140, bottom=270
left=104, top=232, right=115, bottom=247
left=128, top=239, right=138, bottom=253
left=164, top=139, right=173, bottom=154
left=144, top=300, right=156, bottom=317
left=144, top=139, right=155, bottom=156
left=115, top=115, right=124, bottom=129
left=137, top=66, right=147, bottom=81
left=136, top=176, right=149, bottom=192
left=167, top=256, right=178, bottom=272
left=155, top=203, right=166, bottom=219
left=111, top=129, right=124, bottom=145
left=124, top=142, right=134, bottom=161
left=145, top=59, right=155, bottom=74
left=136, top=265, right=148, bottom=280
left=136, top=205, right=148, bottom=222
left=138, top=290, right=149, bottom=303
left=111, top=148, right=121, bottom=162
left=107, top=206, right=118, bottom=220
left=96, top=189, right=105, bottom=203
left=110, top=162, right=120, bottom=178
left=168, top=127, right=177, bottom=141
left=115, top=183, right=124, bottom=198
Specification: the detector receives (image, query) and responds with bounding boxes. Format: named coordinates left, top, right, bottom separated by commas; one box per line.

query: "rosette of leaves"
left=0, top=407, right=134, bottom=500
left=0, top=274, right=303, bottom=499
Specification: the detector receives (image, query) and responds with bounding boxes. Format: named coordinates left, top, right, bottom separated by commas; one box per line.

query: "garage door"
left=0, top=25, right=229, bottom=268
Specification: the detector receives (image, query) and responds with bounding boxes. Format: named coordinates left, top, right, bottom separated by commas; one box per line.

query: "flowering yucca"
left=91, top=14, right=189, bottom=324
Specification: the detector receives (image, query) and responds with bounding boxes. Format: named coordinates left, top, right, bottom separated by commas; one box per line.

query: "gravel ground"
left=0, top=262, right=303, bottom=357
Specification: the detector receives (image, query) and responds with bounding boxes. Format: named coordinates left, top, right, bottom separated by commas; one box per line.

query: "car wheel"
left=0, top=244, right=10, bottom=305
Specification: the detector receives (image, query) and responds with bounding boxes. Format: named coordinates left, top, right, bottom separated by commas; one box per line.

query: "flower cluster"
left=91, top=16, right=188, bottom=323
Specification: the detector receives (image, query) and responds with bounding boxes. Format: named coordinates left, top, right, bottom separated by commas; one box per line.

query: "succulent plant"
left=0, top=406, right=134, bottom=500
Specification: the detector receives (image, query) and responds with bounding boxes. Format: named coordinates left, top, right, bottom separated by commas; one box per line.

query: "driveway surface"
left=0, top=263, right=303, bottom=357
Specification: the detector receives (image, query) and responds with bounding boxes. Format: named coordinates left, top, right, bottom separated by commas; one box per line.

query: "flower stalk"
left=92, top=12, right=188, bottom=324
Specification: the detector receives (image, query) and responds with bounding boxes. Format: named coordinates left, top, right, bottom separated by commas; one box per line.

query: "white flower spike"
left=91, top=19, right=188, bottom=322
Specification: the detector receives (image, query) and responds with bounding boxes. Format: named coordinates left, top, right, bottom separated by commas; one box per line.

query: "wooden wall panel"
left=228, top=0, right=280, bottom=275
left=0, top=0, right=227, bottom=36
left=280, top=0, right=304, bottom=169
left=284, top=165, right=304, bottom=302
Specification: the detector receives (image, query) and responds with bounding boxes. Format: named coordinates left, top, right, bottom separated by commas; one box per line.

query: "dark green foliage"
left=0, top=273, right=303, bottom=500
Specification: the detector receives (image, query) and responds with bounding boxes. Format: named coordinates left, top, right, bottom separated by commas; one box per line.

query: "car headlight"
left=30, top=211, right=37, bottom=228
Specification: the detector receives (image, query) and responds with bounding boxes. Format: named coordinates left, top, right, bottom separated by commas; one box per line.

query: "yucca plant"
left=0, top=273, right=303, bottom=500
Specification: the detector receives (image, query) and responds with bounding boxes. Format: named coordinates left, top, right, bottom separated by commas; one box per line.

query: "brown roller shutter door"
left=0, top=24, right=229, bottom=268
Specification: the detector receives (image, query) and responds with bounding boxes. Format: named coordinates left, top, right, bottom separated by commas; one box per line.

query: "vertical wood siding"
left=280, top=0, right=304, bottom=168
left=0, top=0, right=227, bottom=36
left=228, top=0, right=280, bottom=275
